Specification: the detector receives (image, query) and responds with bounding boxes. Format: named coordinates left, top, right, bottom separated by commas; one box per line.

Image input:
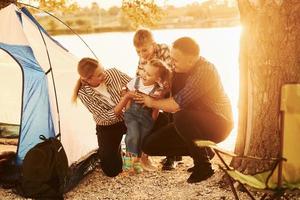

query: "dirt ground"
left=0, top=156, right=300, bottom=200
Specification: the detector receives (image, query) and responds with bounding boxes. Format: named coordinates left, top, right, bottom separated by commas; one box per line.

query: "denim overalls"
left=124, top=77, right=158, bottom=156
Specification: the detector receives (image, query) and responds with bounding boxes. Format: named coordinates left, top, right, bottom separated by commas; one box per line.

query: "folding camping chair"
left=196, top=83, right=300, bottom=200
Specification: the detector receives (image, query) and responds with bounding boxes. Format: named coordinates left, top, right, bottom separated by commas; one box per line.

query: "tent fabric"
left=0, top=50, right=22, bottom=125
left=0, top=5, right=28, bottom=45
left=21, top=7, right=67, bottom=51
left=0, top=4, right=98, bottom=167
left=0, top=43, right=55, bottom=164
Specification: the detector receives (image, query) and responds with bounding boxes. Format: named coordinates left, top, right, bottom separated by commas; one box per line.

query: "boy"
left=133, top=28, right=182, bottom=170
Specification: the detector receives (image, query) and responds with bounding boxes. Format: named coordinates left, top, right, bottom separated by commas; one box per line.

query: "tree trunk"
left=233, top=0, right=300, bottom=174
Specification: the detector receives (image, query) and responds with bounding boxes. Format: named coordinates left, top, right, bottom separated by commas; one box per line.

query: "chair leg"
left=282, top=195, right=289, bottom=200
left=224, top=173, right=240, bottom=200
left=269, top=191, right=284, bottom=200
left=260, top=193, right=268, bottom=200
left=219, top=166, right=240, bottom=200
left=239, top=183, right=256, bottom=200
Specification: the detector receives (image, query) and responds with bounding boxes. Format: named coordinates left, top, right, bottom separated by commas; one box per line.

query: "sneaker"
left=187, top=166, right=195, bottom=173
left=160, top=156, right=182, bottom=164
left=175, top=156, right=183, bottom=162
left=122, top=156, right=133, bottom=171
left=160, top=157, right=167, bottom=164
left=133, top=161, right=143, bottom=174
left=187, top=165, right=214, bottom=183
left=162, top=157, right=177, bottom=171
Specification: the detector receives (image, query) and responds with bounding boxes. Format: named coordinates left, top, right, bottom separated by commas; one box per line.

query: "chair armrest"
left=195, top=140, right=286, bottom=162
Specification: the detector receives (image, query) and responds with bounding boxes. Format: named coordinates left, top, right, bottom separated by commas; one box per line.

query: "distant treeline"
left=35, top=0, right=240, bottom=35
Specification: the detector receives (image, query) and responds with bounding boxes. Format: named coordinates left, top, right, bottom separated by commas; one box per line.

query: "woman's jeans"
left=124, top=102, right=154, bottom=156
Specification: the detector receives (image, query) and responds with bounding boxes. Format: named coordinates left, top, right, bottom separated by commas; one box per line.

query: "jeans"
left=124, top=102, right=154, bottom=156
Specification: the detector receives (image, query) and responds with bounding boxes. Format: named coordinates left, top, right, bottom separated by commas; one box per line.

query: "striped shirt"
left=78, top=68, right=131, bottom=126
left=173, top=57, right=233, bottom=122
left=136, top=43, right=172, bottom=75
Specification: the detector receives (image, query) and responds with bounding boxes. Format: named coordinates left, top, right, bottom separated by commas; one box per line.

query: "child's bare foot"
left=141, top=153, right=157, bottom=171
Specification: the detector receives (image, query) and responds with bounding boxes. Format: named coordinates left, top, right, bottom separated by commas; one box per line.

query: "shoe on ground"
left=133, top=161, right=143, bottom=174
left=175, top=156, right=182, bottom=162
left=187, top=166, right=194, bottom=173
left=122, top=156, right=133, bottom=171
left=160, top=157, right=167, bottom=164
left=162, top=157, right=178, bottom=171
left=187, top=165, right=214, bottom=183
left=160, top=156, right=182, bottom=164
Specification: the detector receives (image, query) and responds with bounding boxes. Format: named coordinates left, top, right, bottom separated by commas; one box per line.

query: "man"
left=136, top=37, right=233, bottom=183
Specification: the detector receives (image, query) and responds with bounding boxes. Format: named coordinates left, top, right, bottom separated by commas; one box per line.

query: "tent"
left=0, top=4, right=99, bottom=188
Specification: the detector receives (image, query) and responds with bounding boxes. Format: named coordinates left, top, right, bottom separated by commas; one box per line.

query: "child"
left=133, top=28, right=173, bottom=75
left=114, top=59, right=171, bottom=174
left=133, top=28, right=182, bottom=170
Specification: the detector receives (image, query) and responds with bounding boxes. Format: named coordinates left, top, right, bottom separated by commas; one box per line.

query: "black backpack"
left=19, top=134, right=69, bottom=199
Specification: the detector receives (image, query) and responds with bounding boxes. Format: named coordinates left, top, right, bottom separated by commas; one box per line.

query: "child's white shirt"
left=127, top=77, right=155, bottom=95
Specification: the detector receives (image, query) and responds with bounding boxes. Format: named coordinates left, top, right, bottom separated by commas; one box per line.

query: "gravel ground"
left=0, top=156, right=300, bottom=200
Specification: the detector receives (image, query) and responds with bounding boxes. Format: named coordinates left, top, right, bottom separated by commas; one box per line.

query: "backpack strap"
left=48, top=135, right=68, bottom=194
left=39, top=135, right=47, bottom=141
left=39, top=133, right=61, bottom=141
left=38, top=134, right=68, bottom=194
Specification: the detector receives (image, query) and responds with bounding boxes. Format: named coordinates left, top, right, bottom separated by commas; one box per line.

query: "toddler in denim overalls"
left=121, top=59, right=170, bottom=174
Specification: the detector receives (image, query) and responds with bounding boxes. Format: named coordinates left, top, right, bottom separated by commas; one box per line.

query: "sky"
left=75, top=0, right=209, bottom=9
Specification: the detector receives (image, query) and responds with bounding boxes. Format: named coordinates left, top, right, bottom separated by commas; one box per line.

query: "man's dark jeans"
left=142, top=110, right=233, bottom=166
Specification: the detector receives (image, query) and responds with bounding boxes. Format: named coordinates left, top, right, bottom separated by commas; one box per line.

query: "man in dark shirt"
left=137, top=37, right=233, bottom=183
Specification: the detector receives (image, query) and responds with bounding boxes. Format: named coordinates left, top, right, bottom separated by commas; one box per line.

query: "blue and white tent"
left=0, top=4, right=98, bottom=175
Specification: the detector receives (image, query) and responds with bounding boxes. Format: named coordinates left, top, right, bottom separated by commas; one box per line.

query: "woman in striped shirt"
left=72, top=57, right=131, bottom=177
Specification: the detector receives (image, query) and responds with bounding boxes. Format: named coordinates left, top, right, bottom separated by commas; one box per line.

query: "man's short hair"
left=133, top=28, right=154, bottom=47
left=172, top=37, right=200, bottom=56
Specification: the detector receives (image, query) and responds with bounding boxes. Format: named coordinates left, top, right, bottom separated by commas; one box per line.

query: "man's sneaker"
left=161, top=156, right=182, bottom=164
left=160, top=157, right=168, bottom=164
left=187, top=166, right=195, bottom=173
left=162, top=157, right=177, bottom=170
left=187, top=165, right=214, bottom=183
left=175, top=156, right=183, bottom=162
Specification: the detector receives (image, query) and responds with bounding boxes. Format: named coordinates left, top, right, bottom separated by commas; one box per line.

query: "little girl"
left=114, top=59, right=171, bottom=174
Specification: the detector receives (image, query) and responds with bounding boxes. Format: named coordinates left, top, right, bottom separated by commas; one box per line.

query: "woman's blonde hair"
left=147, top=59, right=171, bottom=89
left=72, top=57, right=99, bottom=103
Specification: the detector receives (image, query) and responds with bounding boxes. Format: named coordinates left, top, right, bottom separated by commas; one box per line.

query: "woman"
left=72, top=57, right=131, bottom=177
